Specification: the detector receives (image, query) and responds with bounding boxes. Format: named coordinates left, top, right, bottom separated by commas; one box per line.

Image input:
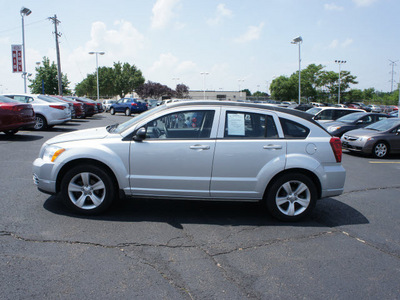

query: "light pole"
left=200, top=72, right=209, bottom=100
left=238, top=79, right=244, bottom=99
left=291, top=36, right=302, bottom=104
left=89, top=51, right=105, bottom=100
left=20, top=7, right=32, bottom=93
left=335, top=60, right=346, bottom=104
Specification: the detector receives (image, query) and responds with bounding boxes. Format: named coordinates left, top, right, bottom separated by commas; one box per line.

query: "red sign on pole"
left=12, top=45, right=23, bottom=73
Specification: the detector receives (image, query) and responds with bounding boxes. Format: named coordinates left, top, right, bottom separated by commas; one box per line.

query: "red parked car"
left=0, top=95, right=35, bottom=135
left=51, top=95, right=85, bottom=119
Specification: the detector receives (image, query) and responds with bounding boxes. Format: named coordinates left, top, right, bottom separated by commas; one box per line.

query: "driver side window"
left=145, top=110, right=215, bottom=139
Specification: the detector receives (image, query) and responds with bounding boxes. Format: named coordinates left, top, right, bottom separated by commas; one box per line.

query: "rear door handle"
left=263, top=144, right=283, bottom=150
left=190, top=145, right=210, bottom=150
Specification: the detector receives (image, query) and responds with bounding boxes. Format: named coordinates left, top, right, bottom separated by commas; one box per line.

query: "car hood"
left=47, top=127, right=109, bottom=144
left=343, top=128, right=378, bottom=137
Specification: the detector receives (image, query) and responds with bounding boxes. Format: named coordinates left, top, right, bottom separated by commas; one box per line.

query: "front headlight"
left=42, top=145, right=66, bottom=162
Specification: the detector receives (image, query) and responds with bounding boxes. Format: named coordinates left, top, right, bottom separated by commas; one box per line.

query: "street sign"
left=11, top=45, right=23, bottom=73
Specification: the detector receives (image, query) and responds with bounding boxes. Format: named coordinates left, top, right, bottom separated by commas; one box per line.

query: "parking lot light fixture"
left=89, top=51, right=105, bottom=101
left=200, top=72, right=209, bottom=100
left=291, top=36, right=302, bottom=104
left=335, top=60, right=347, bottom=104
left=20, top=7, right=32, bottom=93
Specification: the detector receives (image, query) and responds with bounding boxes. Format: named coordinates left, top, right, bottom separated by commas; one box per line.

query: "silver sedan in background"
left=341, top=118, right=400, bottom=158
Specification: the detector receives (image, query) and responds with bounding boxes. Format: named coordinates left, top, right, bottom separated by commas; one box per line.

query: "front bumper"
left=32, top=158, right=57, bottom=194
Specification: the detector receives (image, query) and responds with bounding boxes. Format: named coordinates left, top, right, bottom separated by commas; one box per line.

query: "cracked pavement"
left=1, top=114, right=399, bottom=299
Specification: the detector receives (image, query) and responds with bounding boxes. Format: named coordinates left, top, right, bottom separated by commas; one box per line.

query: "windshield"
left=111, top=104, right=166, bottom=133
left=365, top=118, right=400, bottom=131
left=336, top=112, right=365, bottom=123
left=305, top=107, right=322, bottom=115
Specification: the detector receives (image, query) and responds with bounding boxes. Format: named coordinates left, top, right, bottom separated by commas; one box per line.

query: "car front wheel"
left=373, top=141, right=389, bottom=158
left=110, top=107, right=115, bottom=115
left=266, top=173, right=317, bottom=222
left=60, top=164, right=116, bottom=215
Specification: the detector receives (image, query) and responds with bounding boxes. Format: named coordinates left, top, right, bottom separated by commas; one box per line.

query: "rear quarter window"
left=279, top=118, right=310, bottom=139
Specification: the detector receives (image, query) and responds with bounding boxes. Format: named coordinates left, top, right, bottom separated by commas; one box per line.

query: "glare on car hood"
left=47, top=127, right=109, bottom=144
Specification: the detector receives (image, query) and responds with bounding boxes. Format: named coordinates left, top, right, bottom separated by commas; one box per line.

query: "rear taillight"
left=49, top=105, right=66, bottom=110
left=330, top=137, right=342, bottom=163
left=131, top=103, right=137, bottom=106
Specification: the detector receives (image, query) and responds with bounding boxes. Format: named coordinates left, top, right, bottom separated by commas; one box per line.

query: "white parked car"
left=102, top=99, right=116, bottom=112
left=2, top=94, right=71, bottom=130
left=306, top=106, right=365, bottom=122
left=33, top=101, right=346, bottom=221
left=367, top=104, right=382, bottom=113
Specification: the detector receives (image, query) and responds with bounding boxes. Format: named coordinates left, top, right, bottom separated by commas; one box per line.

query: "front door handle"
left=263, top=144, right=283, bottom=150
left=190, top=145, right=210, bottom=150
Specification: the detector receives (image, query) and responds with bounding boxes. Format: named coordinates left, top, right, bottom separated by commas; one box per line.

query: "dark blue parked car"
left=110, top=98, right=148, bottom=116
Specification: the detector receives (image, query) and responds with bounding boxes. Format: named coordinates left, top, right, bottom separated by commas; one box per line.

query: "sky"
left=0, top=0, right=399, bottom=96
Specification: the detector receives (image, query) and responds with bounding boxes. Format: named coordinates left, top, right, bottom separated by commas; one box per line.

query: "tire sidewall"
left=34, top=115, right=47, bottom=131
left=60, top=164, right=116, bottom=215
left=266, top=173, right=317, bottom=222
left=110, top=108, right=115, bottom=115
left=125, top=108, right=131, bottom=116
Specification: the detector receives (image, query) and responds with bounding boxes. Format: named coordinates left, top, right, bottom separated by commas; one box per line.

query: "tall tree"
left=74, top=61, right=145, bottom=98
left=28, top=57, right=71, bottom=95
left=175, top=84, right=190, bottom=98
left=136, top=81, right=174, bottom=99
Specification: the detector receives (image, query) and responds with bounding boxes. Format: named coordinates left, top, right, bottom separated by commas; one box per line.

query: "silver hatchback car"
left=33, top=101, right=346, bottom=221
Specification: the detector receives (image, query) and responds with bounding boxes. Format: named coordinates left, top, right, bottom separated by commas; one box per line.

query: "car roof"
left=166, top=100, right=318, bottom=123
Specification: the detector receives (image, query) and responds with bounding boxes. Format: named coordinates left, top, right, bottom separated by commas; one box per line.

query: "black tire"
left=59, top=164, right=116, bottom=215
left=110, top=107, right=115, bottom=115
left=373, top=141, right=389, bottom=158
left=125, top=108, right=131, bottom=116
left=266, top=173, right=317, bottom=222
left=34, top=114, right=47, bottom=131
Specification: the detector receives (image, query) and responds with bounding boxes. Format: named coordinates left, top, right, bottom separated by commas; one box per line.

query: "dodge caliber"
left=33, top=101, right=346, bottom=221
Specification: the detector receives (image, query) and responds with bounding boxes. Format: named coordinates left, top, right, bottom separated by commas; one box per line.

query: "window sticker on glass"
left=228, top=113, right=245, bottom=136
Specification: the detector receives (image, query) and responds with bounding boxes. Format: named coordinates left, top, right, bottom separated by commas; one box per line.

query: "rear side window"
left=279, top=118, right=310, bottom=139
left=224, top=112, right=278, bottom=139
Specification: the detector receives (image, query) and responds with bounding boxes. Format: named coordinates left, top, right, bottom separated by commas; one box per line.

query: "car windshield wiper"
left=106, top=123, right=119, bottom=132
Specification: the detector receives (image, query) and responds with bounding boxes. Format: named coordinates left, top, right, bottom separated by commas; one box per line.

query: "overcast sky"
left=0, top=0, right=398, bottom=95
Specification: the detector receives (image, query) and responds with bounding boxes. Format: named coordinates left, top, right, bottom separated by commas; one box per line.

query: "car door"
left=210, top=108, right=286, bottom=200
left=129, top=107, right=220, bottom=198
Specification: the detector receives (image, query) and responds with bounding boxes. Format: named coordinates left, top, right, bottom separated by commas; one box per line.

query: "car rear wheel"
left=373, top=141, right=389, bottom=158
left=125, top=108, right=131, bottom=116
left=110, top=107, right=115, bottom=115
left=266, top=173, right=317, bottom=221
left=34, top=114, right=47, bottom=130
left=60, top=164, right=116, bottom=215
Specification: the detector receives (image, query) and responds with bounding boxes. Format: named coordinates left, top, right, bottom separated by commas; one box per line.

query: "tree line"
left=29, top=57, right=398, bottom=104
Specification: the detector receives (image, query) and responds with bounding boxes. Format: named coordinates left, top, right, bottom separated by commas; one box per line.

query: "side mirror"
left=134, top=127, right=147, bottom=141
left=396, top=128, right=400, bottom=135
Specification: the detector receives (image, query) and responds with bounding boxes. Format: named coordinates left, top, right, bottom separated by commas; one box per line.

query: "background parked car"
left=0, top=95, right=35, bottom=135
left=102, top=99, right=116, bottom=112
left=306, top=106, right=364, bottom=122
left=52, top=95, right=85, bottom=119
left=2, top=94, right=71, bottom=130
left=341, top=118, right=400, bottom=158
left=66, top=96, right=98, bottom=117
left=110, top=98, right=148, bottom=116
left=323, top=112, right=392, bottom=137
left=367, top=104, right=382, bottom=113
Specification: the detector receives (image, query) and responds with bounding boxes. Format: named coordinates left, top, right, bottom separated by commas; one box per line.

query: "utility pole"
left=49, top=15, right=63, bottom=95
left=389, top=60, right=398, bottom=92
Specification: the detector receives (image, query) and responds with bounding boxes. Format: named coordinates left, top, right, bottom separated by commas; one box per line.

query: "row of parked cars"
left=0, top=94, right=104, bottom=134
left=302, top=105, right=400, bottom=158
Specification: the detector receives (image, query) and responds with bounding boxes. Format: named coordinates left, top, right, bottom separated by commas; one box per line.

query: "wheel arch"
left=56, top=158, right=120, bottom=194
left=263, top=168, right=322, bottom=200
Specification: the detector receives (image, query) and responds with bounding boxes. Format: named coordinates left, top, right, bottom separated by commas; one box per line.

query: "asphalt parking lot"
left=1, top=113, right=399, bottom=299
